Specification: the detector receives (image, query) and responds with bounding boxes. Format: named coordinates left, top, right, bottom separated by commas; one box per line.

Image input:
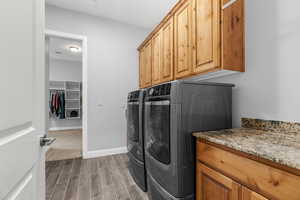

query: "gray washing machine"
left=126, top=89, right=147, bottom=191
left=144, top=81, right=234, bottom=200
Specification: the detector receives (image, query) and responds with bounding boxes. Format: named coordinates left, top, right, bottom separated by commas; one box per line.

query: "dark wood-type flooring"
left=46, top=154, right=148, bottom=200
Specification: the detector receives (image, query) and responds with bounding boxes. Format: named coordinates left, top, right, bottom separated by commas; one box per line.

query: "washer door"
left=144, top=100, right=171, bottom=165
left=127, top=100, right=142, bottom=161
left=127, top=101, right=140, bottom=143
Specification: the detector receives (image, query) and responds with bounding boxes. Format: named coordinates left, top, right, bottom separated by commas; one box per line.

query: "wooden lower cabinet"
left=196, top=140, right=300, bottom=200
left=242, top=188, right=269, bottom=200
left=198, top=142, right=300, bottom=200
left=197, top=162, right=270, bottom=200
left=197, top=163, right=240, bottom=200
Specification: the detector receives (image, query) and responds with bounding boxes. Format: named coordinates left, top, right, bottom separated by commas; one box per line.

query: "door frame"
left=45, top=29, right=89, bottom=158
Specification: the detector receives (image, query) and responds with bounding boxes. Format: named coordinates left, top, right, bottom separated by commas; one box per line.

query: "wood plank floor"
left=46, top=130, right=82, bottom=162
left=46, top=154, right=148, bottom=200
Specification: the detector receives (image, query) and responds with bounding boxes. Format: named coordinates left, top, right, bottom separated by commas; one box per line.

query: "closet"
left=49, top=81, right=82, bottom=120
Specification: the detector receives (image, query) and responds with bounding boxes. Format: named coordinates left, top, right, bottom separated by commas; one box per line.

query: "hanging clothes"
left=59, top=92, right=65, bottom=119
left=50, top=93, right=55, bottom=113
left=49, top=90, right=66, bottom=119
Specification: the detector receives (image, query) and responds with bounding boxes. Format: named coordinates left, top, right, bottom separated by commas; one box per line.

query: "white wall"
left=49, top=59, right=82, bottom=82
left=49, top=59, right=82, bottom=130
left=45, top=0, right=300, bottom=151
left=209, top=0, right=300, bottom=127
left=46, top=5, right=149, bottom=151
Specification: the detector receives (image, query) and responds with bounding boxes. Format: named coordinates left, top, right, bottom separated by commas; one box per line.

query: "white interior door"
left=0, top=0, right=46, bottom=199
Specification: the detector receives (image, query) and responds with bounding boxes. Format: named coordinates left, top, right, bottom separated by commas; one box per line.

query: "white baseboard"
left=48, top=126, right=82, bottom=131
left=83, top=146, right=128, bottom=159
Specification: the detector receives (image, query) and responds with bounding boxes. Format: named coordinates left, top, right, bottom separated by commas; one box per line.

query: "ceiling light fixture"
left=68, top=46, right=81, bottom=53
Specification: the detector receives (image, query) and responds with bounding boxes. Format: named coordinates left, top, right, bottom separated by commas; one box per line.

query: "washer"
left=126, top=89, right=147, bottom=191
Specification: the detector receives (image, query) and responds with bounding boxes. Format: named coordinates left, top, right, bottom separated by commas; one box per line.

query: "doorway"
left=45, top=30, right=88, bottom=161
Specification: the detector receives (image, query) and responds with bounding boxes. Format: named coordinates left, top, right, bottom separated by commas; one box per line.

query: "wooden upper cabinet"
left=139, top=48, right=144, bottom=88
left=139, top=41, right=152, bottom=88
left=222, top=0, right=231, bottom=4
left=152, top=31, right=162, bottom=85
left=222, top=0, right=245, bottom=71
left=160, top=17, right=174, bottom=83
left=242, top=187, right=269, bottom=200
left=174, top=0, right=196, bottom=79
left=144, top=41, right=152, bottom=87
left=138, top=0, right=244, bottom=88
left=194, top=0, right=221, bottom=73
left=197, top=163, right=240, bottom=200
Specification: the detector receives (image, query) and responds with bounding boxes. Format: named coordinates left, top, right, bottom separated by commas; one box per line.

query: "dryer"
left=144, top=81, right=234, bottom=200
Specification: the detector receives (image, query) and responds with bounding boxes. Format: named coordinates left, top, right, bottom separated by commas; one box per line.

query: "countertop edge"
left=194, top=132, right=300, bottom=175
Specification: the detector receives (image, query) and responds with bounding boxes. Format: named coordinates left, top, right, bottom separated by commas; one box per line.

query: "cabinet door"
left=242, top=187, right=269, bottom=200
left=174, top=0, right=196, bottom=79
left=197, top=163, right=240, bottom=200
left=161, top=17, right=174, bottom=83
left=222, top=0, right=244, bottom=71
left=143, top=41, right=152, bottom=88
left=194, top=0, right=221, bottom=73
left=139, top=48, right=145, bottom=88
left=152, top=31, right=162, bottom=85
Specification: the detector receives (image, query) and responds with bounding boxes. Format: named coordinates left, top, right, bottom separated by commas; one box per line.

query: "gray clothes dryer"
left=127, top=89, right=147, bottom=191
left=144, top=81, right=234, bottom=200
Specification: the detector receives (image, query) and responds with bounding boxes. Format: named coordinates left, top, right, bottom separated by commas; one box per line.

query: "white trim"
left=0, top=126, right=35, bottom=146
left=48, top=126, right=82, bottom=131
left=82, top=35, right=88, bottom=159
left=45, top=30, right=87, bottom=41
left=222, top=0, right=238, bottom=9
left=34, top=0, right=46, bottom=199
left=45, top=29, right=89, bottom=158
left=186, top=70, right=240, bottom=82
left=84, top=147, right=128, bottom=159
left=5, top=173, right=33, bottom=200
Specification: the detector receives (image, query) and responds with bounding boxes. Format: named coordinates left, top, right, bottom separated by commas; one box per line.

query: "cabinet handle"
left=222, top=0, right=238, bottom=9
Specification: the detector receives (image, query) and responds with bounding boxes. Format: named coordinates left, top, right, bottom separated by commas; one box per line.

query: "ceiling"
left=46, top=0, right=178, bottom=29
left=49, top=37, right=82, bottom=62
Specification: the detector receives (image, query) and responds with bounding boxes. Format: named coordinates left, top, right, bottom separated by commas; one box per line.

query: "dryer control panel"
left=146, top=83, right=172, bottom=97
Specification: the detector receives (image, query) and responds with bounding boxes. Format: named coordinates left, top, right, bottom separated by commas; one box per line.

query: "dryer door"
left=144, top=99, right=171, bottom=165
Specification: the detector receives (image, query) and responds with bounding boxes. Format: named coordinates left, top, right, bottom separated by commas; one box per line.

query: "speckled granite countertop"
left=193, top=118, right=300, bottom=171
